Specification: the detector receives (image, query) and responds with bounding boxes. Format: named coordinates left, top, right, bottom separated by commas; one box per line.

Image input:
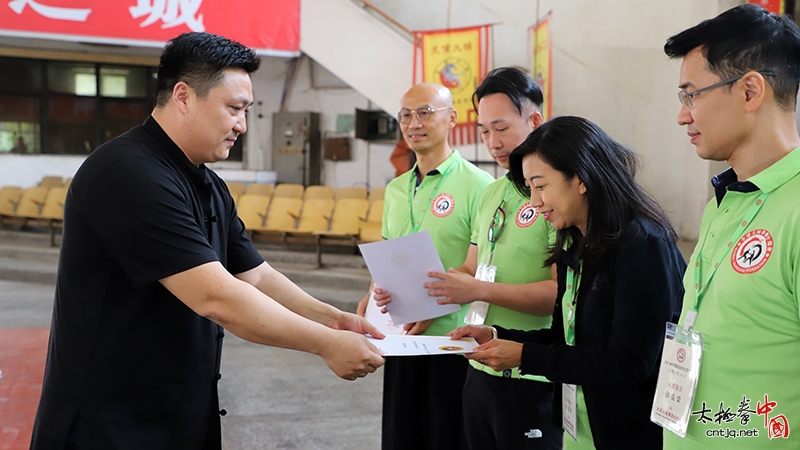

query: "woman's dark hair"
left=509, top=116, right=677, bottom=268
left=156, top=32, right=261, bottom=107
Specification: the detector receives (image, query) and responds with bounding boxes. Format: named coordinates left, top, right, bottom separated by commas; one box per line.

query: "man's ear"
left=173, top=82, right=191, bottom=114
left=742, top=71, right=767, bottom=113
left=529, top=110, right=544, bottom=129
left=448, top=107, right=458, bottom=128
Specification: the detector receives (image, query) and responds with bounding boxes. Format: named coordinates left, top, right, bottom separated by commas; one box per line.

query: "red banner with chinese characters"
left=0, top=0, right=299, bottom=56
left=748, top=0, right=785, bottom=14
left=413, top=25, right=491, bottom=146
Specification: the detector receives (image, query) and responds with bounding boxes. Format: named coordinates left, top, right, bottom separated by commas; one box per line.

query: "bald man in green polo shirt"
left=357, top=82, right=493, bottom=450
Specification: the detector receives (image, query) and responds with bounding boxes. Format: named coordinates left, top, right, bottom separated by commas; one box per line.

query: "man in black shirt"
left=30, top=32, right=385, bottom=450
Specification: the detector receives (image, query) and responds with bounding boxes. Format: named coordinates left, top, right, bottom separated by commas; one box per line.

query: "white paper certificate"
left=364, top=291, right=406, bottom=336
left=358, top=231, right=460, bottom=325
left=367, top=336, right=478, bottom=356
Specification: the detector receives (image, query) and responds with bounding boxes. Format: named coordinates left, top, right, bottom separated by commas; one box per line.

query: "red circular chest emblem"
left=516, top=202, right=539, bottom=228
left=432, top=193, right=455, bottom=217
left=731, top=229, right=773, bottom=274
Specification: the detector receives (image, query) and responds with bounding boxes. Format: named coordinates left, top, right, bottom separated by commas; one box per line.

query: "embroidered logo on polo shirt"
left=432, top=193, right=455, bottom=217
left=731, top=229, right=773, bottom=274
left=516, top=202, right=539, bottom=228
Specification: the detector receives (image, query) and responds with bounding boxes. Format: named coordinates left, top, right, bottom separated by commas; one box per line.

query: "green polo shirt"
left=382, top=150, right=494, bottom=336
left=469, top=175, right=555, bottom=381
left=664, top=148, right=800, bottom=449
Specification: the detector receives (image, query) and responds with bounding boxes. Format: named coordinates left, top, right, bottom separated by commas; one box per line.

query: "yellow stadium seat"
left=244, top=183, right=274, bottom=197
left=314, top=198, right=370, bottom=266
left=225, top=181, right=246, bottom=200
left=0, top=186, right=23, bottom=220
left=273, top=183, right=305, bottom=199
left=359, top=199, right=384, bottom=243
left=285, top=198, right=335, bottom=235
left=303, top=185, right=334, bottom=200
left=334, top=186, right=367, bottom=201
left=368, top=186, right=385, bottom=203
left=236, top=194, right=271, bottom=231
left=11, top=186, right=49, bottom=221
left=38, top=175, right=63, bottom=188
left=261, top=197, right=303, bottom=233
left=27, top=186, right=68, bottom=246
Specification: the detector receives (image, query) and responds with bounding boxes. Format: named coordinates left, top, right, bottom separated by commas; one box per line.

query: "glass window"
left=102, top=99, right=149, bottom=142
left=0, top=95, right=41, bottom=154
left=0, top=58, right=43, bottom=94
left=101, top=66, right=150, bottom=98
left=0, top=58, right=165, bottom=155
left=47, top=96, right=97, bottom=154
left=48, top=62, right=96, bottom=96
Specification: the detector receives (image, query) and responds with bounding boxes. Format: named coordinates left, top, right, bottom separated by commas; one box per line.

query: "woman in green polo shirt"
left=450, top=116, right=686, bottom=450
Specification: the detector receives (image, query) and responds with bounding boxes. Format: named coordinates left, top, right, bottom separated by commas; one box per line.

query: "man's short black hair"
left=156, top=32, right=261, bottom=107
left=664, top=4, right=800, bottom=110
left=472, top=67, right=543, bottom=115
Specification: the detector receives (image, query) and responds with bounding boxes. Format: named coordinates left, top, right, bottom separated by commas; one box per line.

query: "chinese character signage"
left=689, top=394, right=790, bottom=440
left=413, top=24, right=491, bottom=146
left=530, top=13, right=552, bottom=121
left=0, top=0, right=299, bottom=56
left=748, top=0, right=785, bottom=14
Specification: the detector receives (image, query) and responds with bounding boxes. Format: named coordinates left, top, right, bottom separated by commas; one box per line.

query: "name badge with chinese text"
left=464, top=263, right=496, bottom=325
left=563, top=383, right=578, bottom=441
left=651, top=322, right=704, bottom=437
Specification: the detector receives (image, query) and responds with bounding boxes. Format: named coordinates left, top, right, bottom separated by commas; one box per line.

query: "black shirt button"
left=503, top=369, right=512, bottom=378
left=214, top=373, right=222, bottom=381
left=210, top=216, right=218, bottom=222
left=219, top=409, right=227, bottom=416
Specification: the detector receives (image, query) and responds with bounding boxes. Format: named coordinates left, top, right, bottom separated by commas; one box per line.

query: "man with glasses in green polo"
left=426, top=67, right=562, bottom=450
left=357, top=82, right=493, bottom=450
left=660, top=4, right=800, bottom=449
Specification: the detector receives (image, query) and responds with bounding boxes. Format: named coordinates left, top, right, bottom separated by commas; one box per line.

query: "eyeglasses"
left=397, top=106, right=451, bottom=124
left=678, top=71, right=777, bottom=108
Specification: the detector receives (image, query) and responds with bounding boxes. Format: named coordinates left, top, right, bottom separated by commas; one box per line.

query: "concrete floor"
left=0, top=228, right=699, bottom=449
left=0, top=279, right=383, bottom=450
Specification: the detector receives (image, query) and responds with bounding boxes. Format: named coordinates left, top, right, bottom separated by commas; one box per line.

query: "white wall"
left=363, top=0, right=746, bottom=240
left=0, top=154, right=84, bottom=188
left=236, top=55, right=398, bottom=190
left=1, top=0, right=753, bottom=239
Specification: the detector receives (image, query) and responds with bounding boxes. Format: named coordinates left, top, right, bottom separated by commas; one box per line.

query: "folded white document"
left=367, top=335, right=478, bottom=356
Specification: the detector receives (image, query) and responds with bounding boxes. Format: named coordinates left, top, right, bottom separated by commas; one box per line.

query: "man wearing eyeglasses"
left=422, top=67, right=562, bottom=450
left=662, top=4, right=800, bottom=450
left=357, top=82, right=493, bottom=450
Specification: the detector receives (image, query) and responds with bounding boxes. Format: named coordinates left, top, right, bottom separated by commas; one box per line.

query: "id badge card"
left=465, top=263, right=496, bottom=325
left=562, top=383, right=578, bottom=441
left=651, top=322, right=704, bottom=438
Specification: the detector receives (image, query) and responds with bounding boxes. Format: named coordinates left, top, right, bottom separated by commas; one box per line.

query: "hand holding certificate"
left=367, top=335, right=478, bottom=356
left=358, top=231, right=460, bottom=325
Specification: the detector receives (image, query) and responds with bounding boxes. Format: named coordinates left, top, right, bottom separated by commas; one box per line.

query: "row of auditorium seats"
left=0, top=175, right=72, bottom=246
left=224, top=182, right=385, bottom=205
left=230, top=183, right=385, bottom=267
left=1, top=178, right=385, bottom=263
